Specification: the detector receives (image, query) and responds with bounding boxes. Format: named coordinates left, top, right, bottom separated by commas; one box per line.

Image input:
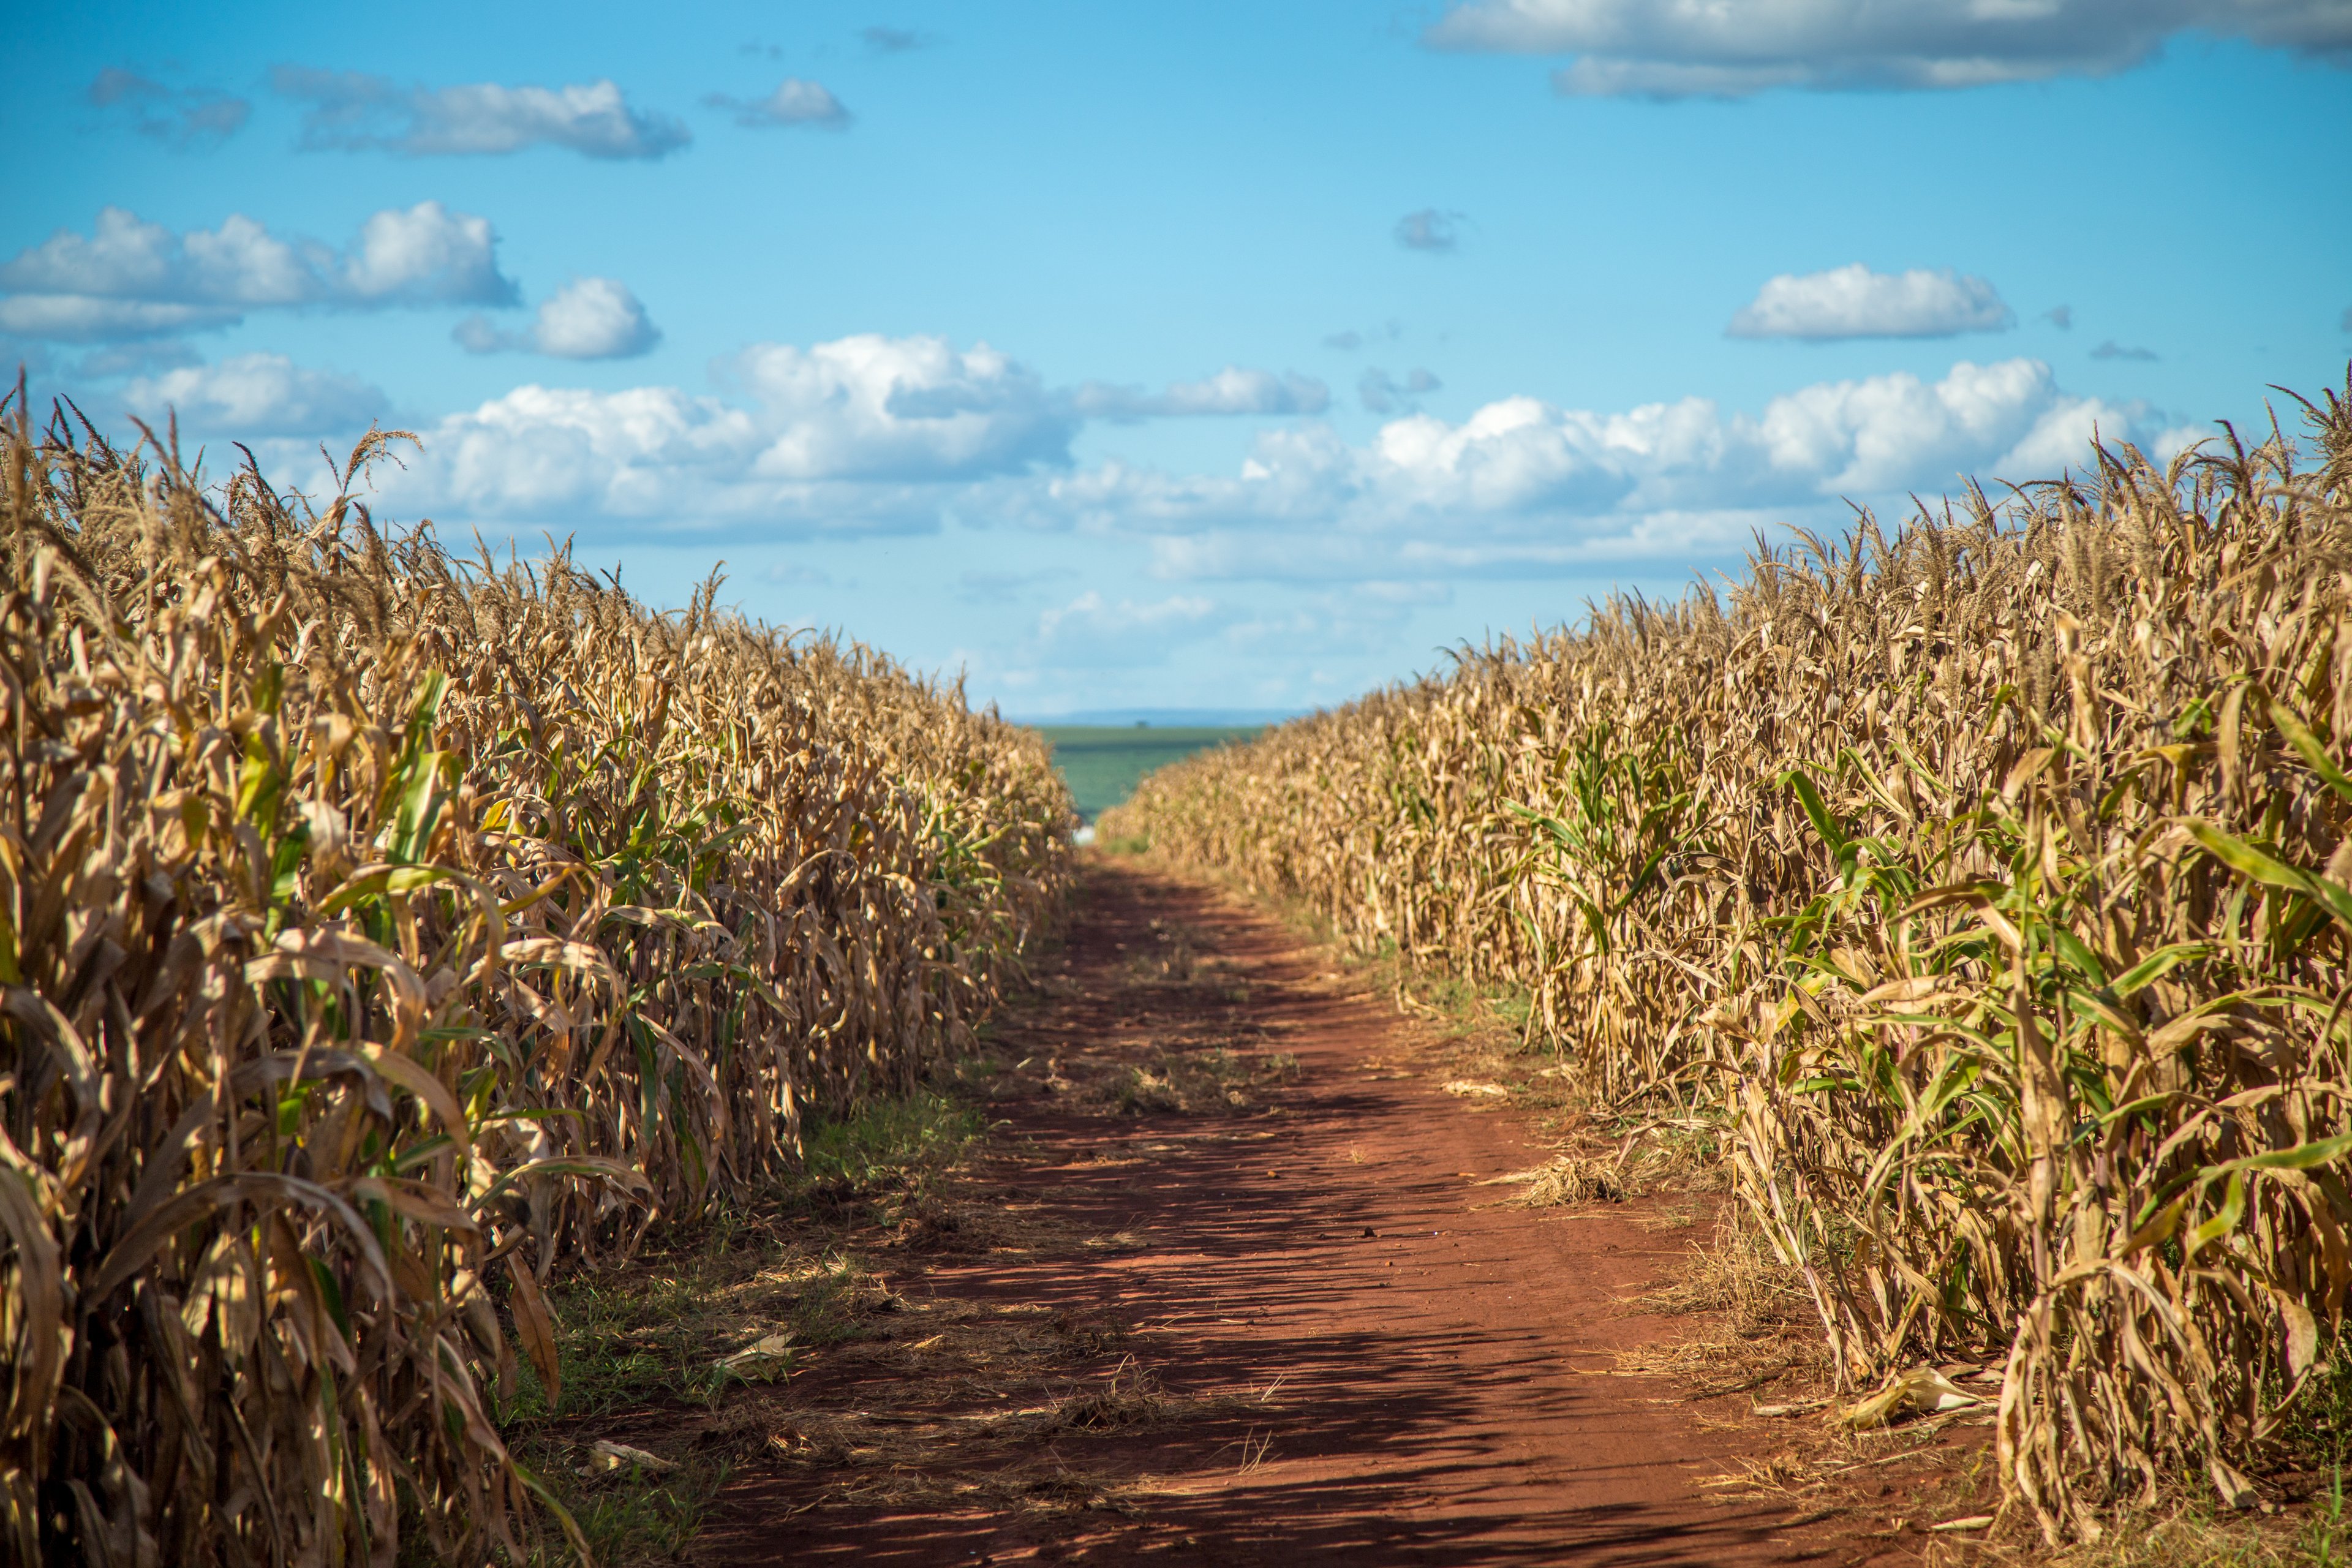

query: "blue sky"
left=8, top=2, right=2349, bottom=716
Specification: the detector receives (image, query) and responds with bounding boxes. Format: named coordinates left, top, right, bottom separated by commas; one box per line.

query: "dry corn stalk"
left=1107, top=369, right=2352, bottom=1540
left=0, top=402, right=1072, bottom=1566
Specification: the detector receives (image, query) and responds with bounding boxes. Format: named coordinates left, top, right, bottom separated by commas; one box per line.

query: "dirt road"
left=682, top=856, right=1887, bottom=1566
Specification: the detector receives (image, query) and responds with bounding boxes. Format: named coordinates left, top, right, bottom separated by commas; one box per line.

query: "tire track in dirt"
left=690, top=856, right=1881, bottom=1566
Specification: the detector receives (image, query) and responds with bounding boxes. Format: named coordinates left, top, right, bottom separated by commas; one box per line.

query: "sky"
left=7, top=2, right=2350, bottom=718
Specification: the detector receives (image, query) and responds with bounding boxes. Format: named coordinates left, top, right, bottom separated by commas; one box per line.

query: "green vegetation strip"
left=1038, top=726, right=1261, bottom=821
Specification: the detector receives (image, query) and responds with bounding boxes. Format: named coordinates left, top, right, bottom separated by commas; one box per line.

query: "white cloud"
left=1729, top=264, right=2013, bottom=340
left=339, top=205, right=514, bottom=304
left=341, top=334, right=1075, bottom=529
left=0, top=203, right=518, bottom=340
left=733, top=336, right=1071, bottom=481
left=88, top=69, right=249, bottom=148
left=1012, top=358, right=2146, bottom=572
left=375, top=384, right=767, bottom=520
left=456, top=277, right=662, bottom=360
left=126, top=352, right=389, bottom=436
left=529, top=278, right=662, bottom=358
left=242, top=339, right=2153, bottom=578
left=322, top=339, right=1370, bottom=529
left=1072, top=368, right=1329, bottom=421
left=1425, top=0, right=2352, bottom=96
left=710, top=79, right=852, bottom=127
left=272, top=68, right=690, bottom=159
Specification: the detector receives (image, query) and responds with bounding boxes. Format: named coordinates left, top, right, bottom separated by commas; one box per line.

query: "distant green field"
left=1038, top=726, right=1261, bottom=822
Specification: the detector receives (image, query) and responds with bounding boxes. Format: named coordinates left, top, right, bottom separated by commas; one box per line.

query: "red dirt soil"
left=690, top=856, right=1904, bottom=1567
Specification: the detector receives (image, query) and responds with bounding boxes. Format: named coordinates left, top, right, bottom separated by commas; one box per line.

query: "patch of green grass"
left=1036, top=725, right=1261, bottom=821
left=797, top=1088, right=984, bottom=1195
left=493, top=1084, right=992, bottom=1564
left=519, top=1454, right=733, bottom=1568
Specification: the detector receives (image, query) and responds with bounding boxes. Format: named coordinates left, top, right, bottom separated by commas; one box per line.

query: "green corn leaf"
left=2109, top=943, right=2214, bottom=999
left=2259, top=690, right=2352, bottom=804
left=2186, top=1171, right=2248, bottom=1257
left=2226, top=1129, right=2352, bottom=1174
left=2049, top=927, right=2109, bottom=986
left=2185, top=820, right=2352, bottom=932
left=1782, top=768, right=1847, bottom=856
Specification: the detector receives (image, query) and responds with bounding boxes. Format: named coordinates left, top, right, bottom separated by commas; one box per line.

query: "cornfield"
left=0, top=404, right=1072, bottom=1566
left=1104, top=371, right=2352, bottom=1540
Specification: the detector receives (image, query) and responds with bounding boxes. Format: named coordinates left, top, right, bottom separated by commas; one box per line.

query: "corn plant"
left=1106, top=370, right=2352, bottom=1540
left=0, top=402, right=1073, bottom=1566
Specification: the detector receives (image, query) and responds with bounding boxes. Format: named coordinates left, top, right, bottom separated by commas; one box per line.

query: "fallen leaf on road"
left=1836, top=1366, right=1985, bottom=1428
left=581, top=1440, right=675, bottom=1476
left=716, top=1332, right=797, bottom=1380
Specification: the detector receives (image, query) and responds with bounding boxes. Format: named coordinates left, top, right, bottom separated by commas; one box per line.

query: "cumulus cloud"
left=1395, top=209, right=1463, bottom=252
left=1012, top=358, right=2154, bottom=581
left=1424, top=0, right=2352, bottom=97
left=125, top=352, right=390, bottom=436
left=709, top=79, right=852, bottom=128
left=1071, top=368, right=1329, bottom=421
left=2045, top=305, right=2075, bottom=330
left=733, top=336, right=1070, bottom=481
left=0, top=203, right=517, bottom=340
left=353, top=340, right=1370, bottom=527
left=88, top=69, right=250, bottom=148
left=349, top=334, right=1076, bottom=531
left=1359, top=367, right=1441, bottom=414
left=455, top=277, right=662, bottom=360
left=272, top=67, right=690, bottom=159
left=2090, top=339, right=2160, bottom=361
left=1728, top=264, right=2013, bottom=341
left=249, top=336, right=2161, bottom=581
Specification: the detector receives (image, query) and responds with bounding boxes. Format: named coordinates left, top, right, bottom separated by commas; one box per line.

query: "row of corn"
left=1104, top=373, right=2352, bottom=1540
left=0, top=410, right=1074, bottom=1566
